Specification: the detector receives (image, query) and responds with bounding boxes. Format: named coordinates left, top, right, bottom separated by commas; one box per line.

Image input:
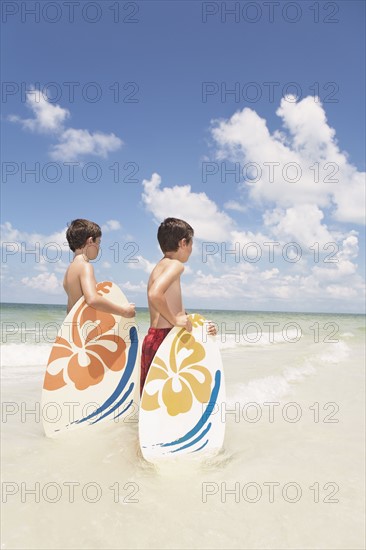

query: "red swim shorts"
left=140, top=327, right=172, bottom=396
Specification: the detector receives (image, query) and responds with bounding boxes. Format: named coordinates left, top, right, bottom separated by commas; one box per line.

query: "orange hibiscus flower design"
left=44, top=282, right=126, bottom=391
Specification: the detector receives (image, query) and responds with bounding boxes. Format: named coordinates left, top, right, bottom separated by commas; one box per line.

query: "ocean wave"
left=217, top=328, right=301, bottom=350
left=316, top=340, right=350, bottom=364
left=1, top=343, right=52, bottom=368
left=1, top=328, right=299, bottom=368
left=226, top=375, right=293, bottom=404
left=225, top=341, right=350, bottom=404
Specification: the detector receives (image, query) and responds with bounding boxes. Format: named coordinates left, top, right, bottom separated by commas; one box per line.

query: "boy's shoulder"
left=149, top=257, right=184, bottom=282
left=157, top=257, right=184, bottom=273
left=64, top=257, right=94, bottom=278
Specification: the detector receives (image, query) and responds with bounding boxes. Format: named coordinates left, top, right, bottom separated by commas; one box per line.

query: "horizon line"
left=1, top=301, right=365, bottom=316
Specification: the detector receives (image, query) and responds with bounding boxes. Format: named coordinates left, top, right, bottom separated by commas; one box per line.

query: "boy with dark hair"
left=140, top=217, right=216, bottom=395
left=66, top=218, right=102, bottom=253
left=64, top=218, right=135, bottom=317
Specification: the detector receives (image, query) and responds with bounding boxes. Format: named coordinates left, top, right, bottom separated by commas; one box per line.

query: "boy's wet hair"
left=66, top=219, right=102, bottom=252
left=157, top=217, right=194, bottom=253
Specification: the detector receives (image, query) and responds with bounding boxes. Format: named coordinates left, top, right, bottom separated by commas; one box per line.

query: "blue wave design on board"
left=72, top=326, right=138, bottom=425
left=171, top=423, right=212, bottom=453
left=113, top=399, right=134, bottom=420
left=158, top=369, right=221, bottom=449
left=90, top=384, right=134, bottom=424
left=191, top=439, right=209, bottom=453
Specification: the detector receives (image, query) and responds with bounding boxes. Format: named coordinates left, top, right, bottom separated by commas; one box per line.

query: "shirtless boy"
left=63, top=218, right=135, bottom=318
left=140, top=217, right=216, bottom=395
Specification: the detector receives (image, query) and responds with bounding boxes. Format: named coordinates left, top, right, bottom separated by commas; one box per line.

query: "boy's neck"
left=73, top=250, right=89, bottom=262
left=163, top=252, right=181, bottom=261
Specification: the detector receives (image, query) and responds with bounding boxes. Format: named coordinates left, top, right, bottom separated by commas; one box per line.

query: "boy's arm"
left=148, top=260, right=191, bottom=331
left=80, top=262, right=135, bottom=318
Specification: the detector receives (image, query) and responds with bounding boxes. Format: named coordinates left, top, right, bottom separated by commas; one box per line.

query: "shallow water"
left=1, top=305, right=365, bottom=549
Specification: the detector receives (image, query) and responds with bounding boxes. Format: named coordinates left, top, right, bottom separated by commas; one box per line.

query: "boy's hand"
left=175, top=313, right=192, bottom=332
left=121, top=303, right=136, bottom=318
left=206, top=320, right=217, bottom=336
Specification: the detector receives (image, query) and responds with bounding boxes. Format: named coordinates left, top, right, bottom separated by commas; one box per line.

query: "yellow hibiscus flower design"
left=189, top=314, right=205, bottom=328
left=141, top=329, right=212, bottom=416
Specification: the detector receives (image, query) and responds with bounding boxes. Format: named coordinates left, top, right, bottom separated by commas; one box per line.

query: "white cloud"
left=0, top=220, right=123, bottom=252
left=9, top=88, right=123, bottom=161
left=34, top=257, right=48, bottom=272
left=230, top=228, right=276, bottom=249
left=127, top=255, right=155, bottom=274
left=50, top=128, right=122, bottom=161
left=54, top=260, right=69, bottom=274
left=224, top=200, right=248, bottom=213
left=324, top=285, right=358, bottom=298
left=0, top=220, right=123, bottom=281
left=120, top=280, right=146, bottom=293
left=183, top=263, right=279, bottom=304
left=263, top=203, right=335, bottom=248
left=142, top=173, right=234, bottom=240
left=139, top=160, right=364, bottom=311
left=21, top=272, right=62, bottom=294
left=276, top=94, right=339, bottom=159
left=101, top=220, right=122, bottom=233
left=0, top=264, right=9, bottom=281
left=182, top=244, right=365, bottom=309
left=182, top=271, right=233, bottom=299
left=8, top=87, right=69, bottom=133
left=183, top=265, right=193, bottom=275
left=0, top=222, right=69, bottom=251
left=126, top=253, right=193, bottom=277
left=261, top=268, right=280, bottom=280
left=331, top=169, right=366, bottom=225
left=190, top=95, right=365, bottom=311
left=211, top=95, right=365, bottom=225
left=310, top=232, right=360, bottom=282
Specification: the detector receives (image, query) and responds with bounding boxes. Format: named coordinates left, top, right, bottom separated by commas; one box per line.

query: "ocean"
left=1, top=304, right=365, bottom=549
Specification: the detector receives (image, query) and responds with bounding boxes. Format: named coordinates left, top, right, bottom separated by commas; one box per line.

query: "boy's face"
left=84, top=236, right=101, bottom=261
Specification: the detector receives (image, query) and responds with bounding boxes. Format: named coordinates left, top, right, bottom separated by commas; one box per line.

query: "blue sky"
left=1, top=0, right=365, bottom=313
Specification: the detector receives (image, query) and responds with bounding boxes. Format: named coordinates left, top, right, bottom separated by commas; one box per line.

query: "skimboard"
left=139, top=314, right=225, bottom=462
left=42, top=281, right=140, bottom=437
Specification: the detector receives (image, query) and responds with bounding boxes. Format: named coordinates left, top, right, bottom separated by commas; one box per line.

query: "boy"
left=140, top=217, right=216, bottom=395
left=64, top=218, right=135, bottom=318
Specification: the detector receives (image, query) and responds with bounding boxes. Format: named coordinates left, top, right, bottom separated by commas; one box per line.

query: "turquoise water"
left=1, top=303, right=365, bottom=549
left=1, top=302, right=365, bottom=345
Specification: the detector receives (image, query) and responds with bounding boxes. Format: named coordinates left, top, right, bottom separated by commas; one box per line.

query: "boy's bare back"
left=147, top=257, right=184, bottom=328
left=63, top=256, right=94, bottom=313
